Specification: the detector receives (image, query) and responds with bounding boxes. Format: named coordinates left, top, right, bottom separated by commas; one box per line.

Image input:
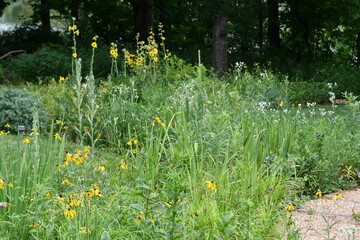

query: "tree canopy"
left=2, top=0, right=360, bottom=74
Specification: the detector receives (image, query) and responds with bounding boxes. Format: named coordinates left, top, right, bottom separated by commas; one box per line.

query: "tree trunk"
left=40, top=0, right=51, bottom=40
left=129, top=0, right=154, bottom=41
left=288, top=1, right=313, bottom=59
left=357, top=32, right=360, bottom=66
left=71, top=0, right=80, bottom=19
left=267, top=0, right=281, bottom=48
left=212, top=14, right=228, bottom=77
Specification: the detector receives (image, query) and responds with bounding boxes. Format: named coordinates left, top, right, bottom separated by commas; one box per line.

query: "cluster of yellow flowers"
left=64, top=146, right=91, bottom=166
left=124, top=53, right=144, bottom=67
left=0, top=124, right=10, bottom=136
left=85, top=184, right=103, bottom=198
left=126, top=138, right=138, bottom=145
left=110, top=42, right=118, bottom=58
left=68, top=25, right=79, bottom=35
left=59, top=76, right=68, bottom=83
left=150, top=117, right=171, bottom=128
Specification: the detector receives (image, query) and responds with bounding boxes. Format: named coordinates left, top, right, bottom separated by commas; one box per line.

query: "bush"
left=0, top=88, right=46, bottom=133
left=5, top=45, right=70, bottom=83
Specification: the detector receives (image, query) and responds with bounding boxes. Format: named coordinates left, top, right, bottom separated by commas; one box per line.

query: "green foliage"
left=5, top=45, right=69, bottom=83
left=0, top=88, right=46, bottom=133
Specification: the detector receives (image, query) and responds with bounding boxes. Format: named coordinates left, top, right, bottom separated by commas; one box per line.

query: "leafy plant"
left=0, top=88, right=46, bottom=133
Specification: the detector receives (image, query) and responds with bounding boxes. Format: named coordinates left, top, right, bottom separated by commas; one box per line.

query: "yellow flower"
left=91, top=42, right=97, bottom=48
left=0, top=130, right=9, bottom=136
left=59, top=76, right=68, bottom=83
left=45, top=192, right=51, bottom=197
left=110, top=49, right=118, bottom=58
left=133, top=212, right=144, bottom=222
left=332, top=193, right=345, bottom=201
left=29, top=222, right=39, bottom=228
left=80, top=227, right=91, bottom=234
left=279, top=101, right=284, bottom=108
left=62, top=178, right=72, bottom=185
left=161, top=36, right=165, bottom=40
left=153, top=56, right=159, bottom=62
left=54, top=133, right=62, bottom=141
left=7, top=183, right=13, bottom=187
left=5, top=124, right=10, bottom=128
left=97, top=165, right=105, bottom=173
left=119, top=161, right=128, bottom=169
left=0, top=179, right=4, bottom=190
left=75, top=30, right=80, bottom=36
left=72, top=52, right=77, bottom=58
left=57, top=195, right=65, bottom=202
left=205, top=181, right=217, bottom=191
left=69, top=199, right=81, bottom=207
left=56, top=120, right=64, bottom=125
left=83, top=146, right=91, bottom=153
left=284, top=204, right=295, bottom=211
left=315, top=189, right=322, bottom=198
left=22, top=138, right=31, bottom=144
left=64, top=206, right=76, bottom=219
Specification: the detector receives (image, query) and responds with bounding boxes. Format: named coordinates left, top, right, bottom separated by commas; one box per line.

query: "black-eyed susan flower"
left=97, top=165, right=105, bottom=173
left=62, top=178, right=72, bottom=185
left=64, top=206, right=76, bottom=219
left=205, top=181, right=217, bottom=191
left=332, top=193, right=345, bottom=201
left=54, top=133, right=62, bottom=141
left=59, top=76, right=68, bottom=83
left=315, top=189, right=322, bottom=198
left=29, top=222, right=39, bottom=228
left=284, top=204, right=295, bottom=211
left=57, top=195, right=66, bottom=202
left=133, top=212, right=144, bottom=222
left=119, top=161, right=128, bottom=169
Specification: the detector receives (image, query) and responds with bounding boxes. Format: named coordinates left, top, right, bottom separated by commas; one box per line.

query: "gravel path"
left=292, top=187, right=360, bottom=240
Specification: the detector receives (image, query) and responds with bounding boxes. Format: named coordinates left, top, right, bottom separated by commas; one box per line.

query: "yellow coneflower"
left=62, top=178, right=72, bottom=185
left=284, top=204, right=295, bottom=211
left=332, top=193, right=345, bottom=201
left=315, top=189, right=322, bottom=198
left=119, top=161, right=128, bottom=170
left=54, top=133, right=62, bottom=141
left=97, top=165, right=105, bottom=173
left=205, top=181, right=217, bottom=191
left=29, top=222, right=39, bottom=227
left=64, top=206, right=76, bottom=219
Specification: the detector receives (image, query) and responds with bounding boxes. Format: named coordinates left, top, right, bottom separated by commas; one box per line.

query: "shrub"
left=5, top=45, right=69, bottom=83
left=0, top=88, right=46, bottom=133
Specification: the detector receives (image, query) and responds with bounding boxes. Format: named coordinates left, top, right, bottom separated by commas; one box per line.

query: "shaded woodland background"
left=0, top=0, right=359, bottom=95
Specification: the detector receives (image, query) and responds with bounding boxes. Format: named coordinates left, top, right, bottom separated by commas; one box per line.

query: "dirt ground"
left=291, top=187, right=360, bottom=240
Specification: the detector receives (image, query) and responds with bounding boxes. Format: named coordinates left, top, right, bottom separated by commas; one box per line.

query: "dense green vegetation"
left=0, top=1, right=359, bottom=239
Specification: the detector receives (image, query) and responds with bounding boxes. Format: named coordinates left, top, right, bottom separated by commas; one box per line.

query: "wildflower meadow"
left=0, top=23, right=359, bottom=240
